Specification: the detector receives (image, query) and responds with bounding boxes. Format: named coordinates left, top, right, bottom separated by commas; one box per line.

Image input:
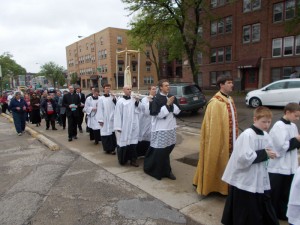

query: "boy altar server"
left=97, top=84, right=117, bottom=154
left=221, top=106, right=279, bottom=225
left=268, top=102, right=300, bottom=220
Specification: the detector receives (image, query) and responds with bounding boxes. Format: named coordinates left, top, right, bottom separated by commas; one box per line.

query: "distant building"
left=66, top=27, right=159, bottom=90
left=182, top=0, right=300, bottom=90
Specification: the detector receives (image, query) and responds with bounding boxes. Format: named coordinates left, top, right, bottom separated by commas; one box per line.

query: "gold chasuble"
left=193, top=92, right=238, bottom=196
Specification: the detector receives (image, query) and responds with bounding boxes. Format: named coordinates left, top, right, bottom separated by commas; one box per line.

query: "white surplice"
left=113, top=97, right=141, bottom=147
left=83, top=96, right=101, bottom=130
left=96, top=95, right=116, bottom=136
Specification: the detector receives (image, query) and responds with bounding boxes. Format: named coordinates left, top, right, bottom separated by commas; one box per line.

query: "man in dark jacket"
left=63, top=85, right=80, bottom=141
left=75, top=86, right=85, bottom=133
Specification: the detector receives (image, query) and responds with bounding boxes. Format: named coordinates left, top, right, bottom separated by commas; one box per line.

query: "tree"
left=285, top=4, right=300, bottom=34
left=38, top=62, right=65, bottom=88
left=122, top=0, right=204, bottom=83
left=70, top=72, right=79, bottom=85
left=0, top=52, right=26, bottom=89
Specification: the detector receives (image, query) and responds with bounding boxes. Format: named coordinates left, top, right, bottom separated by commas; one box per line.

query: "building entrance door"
left=244, top=68, right=258, bottom=90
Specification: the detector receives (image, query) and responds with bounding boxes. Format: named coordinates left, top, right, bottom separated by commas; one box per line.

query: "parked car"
left=245, top=78, right=300, bottom=108
left=168, top=83, right=207, bottom=113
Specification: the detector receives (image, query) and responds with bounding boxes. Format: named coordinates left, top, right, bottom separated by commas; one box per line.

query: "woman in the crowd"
left=9, top=92, right=28, bottom=136
left=30, top=92, right=41, bottom=127
left=0, top=93, right=9, bottom=114
left=24, top=93, right=32, bottom=122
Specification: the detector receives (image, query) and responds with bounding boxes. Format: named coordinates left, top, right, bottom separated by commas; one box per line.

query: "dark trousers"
left=77, top=107, right=84, bottom=130
left=45, top=113, right=56, bottom=129
left=12, top=111, right=26, bottom=133
left=2, top=103, right=8, bottom=113
left=67, top=113, right=78, bottom=138
left=60, top=113, right=66, bottom=128
left=269, top=173, right=294, bottom=220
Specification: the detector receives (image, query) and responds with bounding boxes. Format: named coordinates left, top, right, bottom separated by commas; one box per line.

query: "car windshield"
left=183, top=85, right=201, bottom=95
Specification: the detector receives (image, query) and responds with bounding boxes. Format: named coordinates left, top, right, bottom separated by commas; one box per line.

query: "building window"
left=217, top=48, right=224, bottom=62
left=144, top=76, right=154, bottom=84
left=146, top=65, right=151, bottom=72
left=243, top=0, right=261, bottom=12
left=296, top=35, right=300, bottom=55
left=104, top=49, right=107, bottom=58
left=211, top=0, right=228, bottom=8
left=132, top=64, right=136, bottom=72
left=243, top=25, right=251, bottom=43
left=243, top=23, right=260, bottom=43
left=198, top=26, right=203, bottom=37
left=225, top=46, right=232, bottom=62
left=211, top=16, right=232, bottom=36
left=146, top=50, right=150, bottom=58
left=218, top=20, right=224, bottom=34
left=271, top=66, right=300, bottom=80
left=252, top=23, right=261, bottom=42
left=273, top=0, right=295, bottom=22
left=225, top=16, right=232, bottom=33
left=285, top=0, right=296, bottom=20
left=118, top=65, right=123, bottom=72
left=284, top=36, right=294, bottom=56
left=272, top=38, right=282, bottom=57
left=100, top=37, right=103, bottom=45
left=197, top=51, right=203, bottom=65
left=210, top=46, right=231, bottom=63
left=117, top=36, right=122, bottom=44
left=210, top=49, right=217, bottom=63
left=211, top=22, right=217, bottom=36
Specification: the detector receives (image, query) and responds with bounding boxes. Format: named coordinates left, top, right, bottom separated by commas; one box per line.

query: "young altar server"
left=97, top=84, right=117, bottom=154
left=136, top=85, right=157, bottom=157
left=221, top=106, right=279, bottom=225
left=268, top=102, right=300, bottom=220
left=287, top=166, right=300, bottom=225
left=114, top=85, right=141, bottom=167
left=83, top=88, right=101, bottom=145
left=144, top=79, right=180, bottom=180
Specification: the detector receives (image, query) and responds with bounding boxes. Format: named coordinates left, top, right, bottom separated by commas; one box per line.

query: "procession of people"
left=2, top=74, right=300, bottom=225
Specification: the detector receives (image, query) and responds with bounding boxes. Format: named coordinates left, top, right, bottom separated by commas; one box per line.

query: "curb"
left=1, top=113, right=60, bottom=151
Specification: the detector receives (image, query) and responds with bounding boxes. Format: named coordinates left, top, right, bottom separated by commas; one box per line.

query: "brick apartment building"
left=66, top=27, right=158, bottom=90
left=193, top=0, right=300, bottom=90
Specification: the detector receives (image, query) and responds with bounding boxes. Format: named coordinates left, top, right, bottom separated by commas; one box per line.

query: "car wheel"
left=249, top=97, right=261, bottom=108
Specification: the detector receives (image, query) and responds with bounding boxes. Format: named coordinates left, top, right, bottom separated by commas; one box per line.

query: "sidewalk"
left=1, top=113, right=289, bottom=225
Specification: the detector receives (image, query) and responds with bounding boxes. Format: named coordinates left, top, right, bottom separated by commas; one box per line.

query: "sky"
left=0, top=0, right=131, bottom=73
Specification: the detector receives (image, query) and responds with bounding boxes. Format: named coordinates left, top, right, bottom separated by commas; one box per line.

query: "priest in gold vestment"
left=193, top=75, right=238, bottom=196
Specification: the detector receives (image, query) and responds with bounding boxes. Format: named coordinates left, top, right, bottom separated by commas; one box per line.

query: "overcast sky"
left=0, top=0, right=131, bottom=73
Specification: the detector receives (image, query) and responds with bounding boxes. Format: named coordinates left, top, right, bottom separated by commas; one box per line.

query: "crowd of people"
left=1, top=76, right=300, bottom=225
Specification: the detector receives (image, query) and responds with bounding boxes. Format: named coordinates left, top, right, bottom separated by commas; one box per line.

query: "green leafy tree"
left=0, top=52, right=26, bottom=89
left=122, top=0, right=204, bottom=83
left=38, top=62, right=65, bottom=88
left=70, top=72, right=79, bottom=85
left=285, top=4, right=300, bottom=34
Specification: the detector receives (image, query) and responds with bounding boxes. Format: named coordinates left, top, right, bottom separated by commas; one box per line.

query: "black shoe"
left=94, top=141, right=98, bottom=145
left=68, top=138, right=72, bottom=142
left=168, top=172, right=176, bottom=180
left=52, top=128, right=58, bottom=130
left=111, top=151, right=116, bottom=155
left=79, top=129, right=83, bottom=133
left=46, top=127, right=49, bottom=130
left=36, top=124, right=38, bottom=127
left=73, top=136, right=78, bottom=139
left=63, top=127, right=65, bottom=130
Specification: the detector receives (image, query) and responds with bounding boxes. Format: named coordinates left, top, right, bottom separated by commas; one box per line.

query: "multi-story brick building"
left=193, top=0, right=300, bottom=90
left=66, top=27, right=158, bottom=90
